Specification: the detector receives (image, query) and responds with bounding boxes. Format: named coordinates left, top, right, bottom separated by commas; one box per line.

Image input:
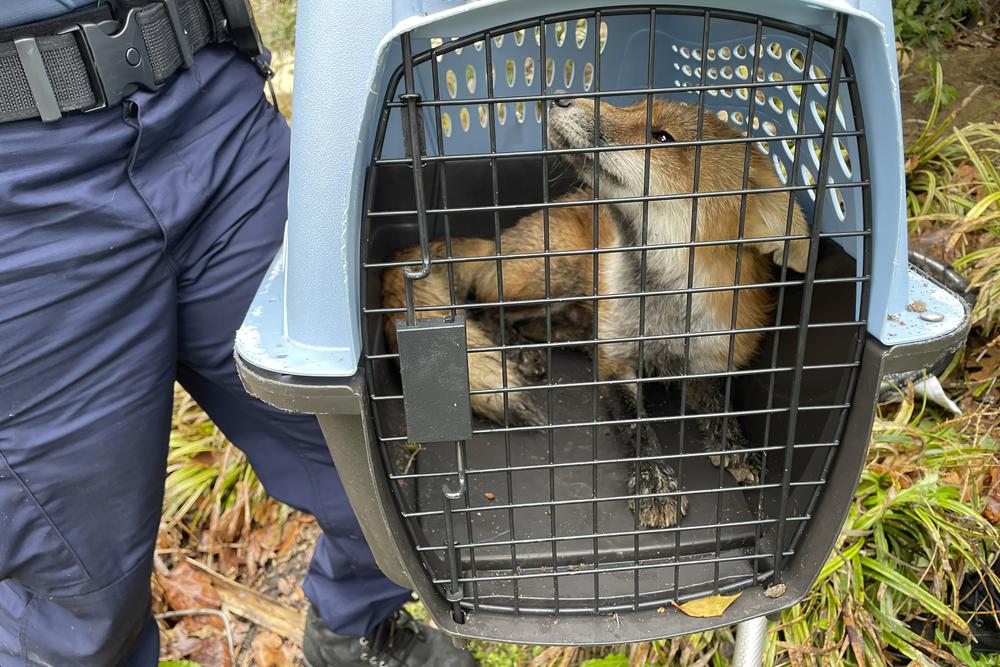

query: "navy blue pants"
left=0, top=46, right=411, bottom=666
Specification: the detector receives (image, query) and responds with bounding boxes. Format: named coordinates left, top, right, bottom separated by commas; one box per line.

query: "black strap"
left=0, top=0, right=230, bottom=124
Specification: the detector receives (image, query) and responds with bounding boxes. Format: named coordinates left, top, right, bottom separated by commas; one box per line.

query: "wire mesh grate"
left=360, top=6, right=870, bottom=622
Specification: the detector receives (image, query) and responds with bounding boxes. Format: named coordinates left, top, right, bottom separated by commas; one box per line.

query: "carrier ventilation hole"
left=718, top=46, right=731, bottom=60
left=832, top=187, right=847, bottom=219
left=734, top=44, right=747, bottom=59
left=788, top=109, right=799, bottom=129
left=524, top=57, right=535, bottom=87
left=811, top=100, right=826, bottom=126
left=474, top=40, right=483, bottom=51
left=708, top=88, right=718, bottom=96
left=555, top=21, right=567, bottom=47
left=430, top=37, right=444, bottom=61
left=769, top=71, right=784, bottom=86
left=808, top=140, right=821, bottom=167
left=722, top=88, right=733, bottom=98
left=546, top=57, right=555, bottom=87
left=788, top=84, right=801, bottom=105
left=836, top=98, right=847, bottom=128
left=576, top=19, right=588, bottom=48
left=757, top=67, right=766, bottom=82
left=717, top=109, right=729, bottom=122
left=496, top=102, right=507, bottom=125
left=564, top=59, right=575, bottom=88
left=514, top=29, right=525, bottom=46
left=770, top=96, right=784, bottom=113
left=732, top=110, right=745, bottom=125
left=755, top=90, right=765, bottom=105
left=692, top=48, right=702, bottom=60
left=707, top=67, right=718, bottom=79
left=707, top=47, right=717, bottom=60
left=460, top=107, right=470, bottom=132
left=441, top=112, right=452, bottom=137
left=802, top=164, right=817, bottom=199
left=534, top=26, right=541, bottom=45
left=773, top=154, right=788, bottom=183
left=682, top=64, right=693, bottom=76
left=787, top=48, right=804, bottom=72
left=599, top=21, right=608, bottom=52
left=674, top=62, right=680, bottom=71
left=762, top=120, right=776, bottom=136
left=811, top=64, right=829, bottom=95
left=694, top=66, right=702, bottom=78
left=736, top=64, right=749, bottom=80
left=752, top=116, right=759, bottom=130
left=535, top=100, right=543, bottom=122
left=680, top=46, right=691, bottom=59
left=757, top=140, right=770, bottom=155
left=768, top=42, right=782, bottom=59
left=782, top=139, right=796, bottom=159
left=721, top=65, right=733, bottom=79
left=515, top=101, right=526, bottom=123
left=445, top=69, right=457, bottom=98
left=493, top=34, right=504, bottom=48
left=478, top=104, right=488, bottom=128
left=835, top=138, right=852, bottom=175
left=466, top=65, right=476, bottom=94
left=736, top=87, right=748, bottom=100
left=506, top=59, right=516, bottom=87
left=583, top=62, right=594, bottom=90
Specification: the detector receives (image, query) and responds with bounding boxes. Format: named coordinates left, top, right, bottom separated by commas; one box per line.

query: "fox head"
left=547, top=96, right=810, bottom=272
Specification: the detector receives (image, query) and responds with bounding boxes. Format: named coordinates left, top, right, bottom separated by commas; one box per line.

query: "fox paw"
left=628, top=463, right=688, bottom=528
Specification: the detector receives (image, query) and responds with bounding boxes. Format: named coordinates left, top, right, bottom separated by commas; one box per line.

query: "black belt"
left=0, top=0, right=264, bottom=124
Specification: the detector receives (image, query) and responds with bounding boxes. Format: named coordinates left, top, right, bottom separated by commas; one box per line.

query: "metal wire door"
left=361, top=6, right=871, bottom=624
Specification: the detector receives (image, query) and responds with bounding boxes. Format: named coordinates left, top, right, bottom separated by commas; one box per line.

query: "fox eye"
left=652, top=130, right=675, bottom=143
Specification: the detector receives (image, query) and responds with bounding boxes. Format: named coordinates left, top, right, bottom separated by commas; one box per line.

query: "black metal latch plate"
left=395, top=316, right=473, bottom=443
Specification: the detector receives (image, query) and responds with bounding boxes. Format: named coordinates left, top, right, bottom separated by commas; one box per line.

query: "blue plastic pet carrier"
left=235, top=0, right=969, bottom=653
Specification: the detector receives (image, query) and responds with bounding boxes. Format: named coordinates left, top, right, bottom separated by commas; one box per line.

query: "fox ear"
left=746, top=165, right=811, bottom=273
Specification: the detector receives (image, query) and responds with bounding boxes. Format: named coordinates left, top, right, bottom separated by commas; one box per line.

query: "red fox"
left=382, top=97, right=809, bottom=528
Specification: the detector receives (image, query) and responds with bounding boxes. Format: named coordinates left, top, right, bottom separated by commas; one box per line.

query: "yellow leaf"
left=671, top=593, right=741, bottom=618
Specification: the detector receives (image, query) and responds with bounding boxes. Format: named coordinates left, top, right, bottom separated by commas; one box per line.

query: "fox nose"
left=551, top=90, right=573, bottom=108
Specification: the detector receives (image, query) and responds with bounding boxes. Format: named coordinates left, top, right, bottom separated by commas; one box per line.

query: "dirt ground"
left=899, top=43, right=1000, bottom=127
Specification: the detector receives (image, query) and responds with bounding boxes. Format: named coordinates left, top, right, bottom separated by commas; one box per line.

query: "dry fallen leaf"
left=671, top=592, right=741, bottom=618
left=187, top=636, right=232, bottom=667
left=984, top=478, right=1000, bottom=525
left=157, top=562, right=224, bottom=629
left=252, top=631, right=296, bottom=667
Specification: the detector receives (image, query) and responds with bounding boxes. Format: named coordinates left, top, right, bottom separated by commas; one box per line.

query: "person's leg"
left=0, top=107, right=175, bottom=665
left=156, top=46, right=412, bottom=636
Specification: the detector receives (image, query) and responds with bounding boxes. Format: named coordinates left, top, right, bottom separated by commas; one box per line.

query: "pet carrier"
left=235, top=0, right=970, bottom=654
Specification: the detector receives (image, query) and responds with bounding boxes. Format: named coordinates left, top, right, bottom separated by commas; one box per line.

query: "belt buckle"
left=220, top=0, right=263, bottom=59
left=59, top=8, right=159, bottom=111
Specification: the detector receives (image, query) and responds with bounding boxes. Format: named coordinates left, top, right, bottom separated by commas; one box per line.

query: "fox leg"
left=466, top=318, right=546, bottom=427
left=686, top=377, right=760, bottom=486
left=599, top=349, right=687, bottom=528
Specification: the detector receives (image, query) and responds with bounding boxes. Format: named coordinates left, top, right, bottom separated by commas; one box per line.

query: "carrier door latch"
left=395, top=316, right=473, bottom=443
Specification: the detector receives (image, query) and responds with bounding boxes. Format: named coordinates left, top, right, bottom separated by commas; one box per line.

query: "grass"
left=159, top=6, right=1000, bottom=666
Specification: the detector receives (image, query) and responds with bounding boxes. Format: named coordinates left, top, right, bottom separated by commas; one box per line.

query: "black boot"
left=302, top=605, right=478, bottom=666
